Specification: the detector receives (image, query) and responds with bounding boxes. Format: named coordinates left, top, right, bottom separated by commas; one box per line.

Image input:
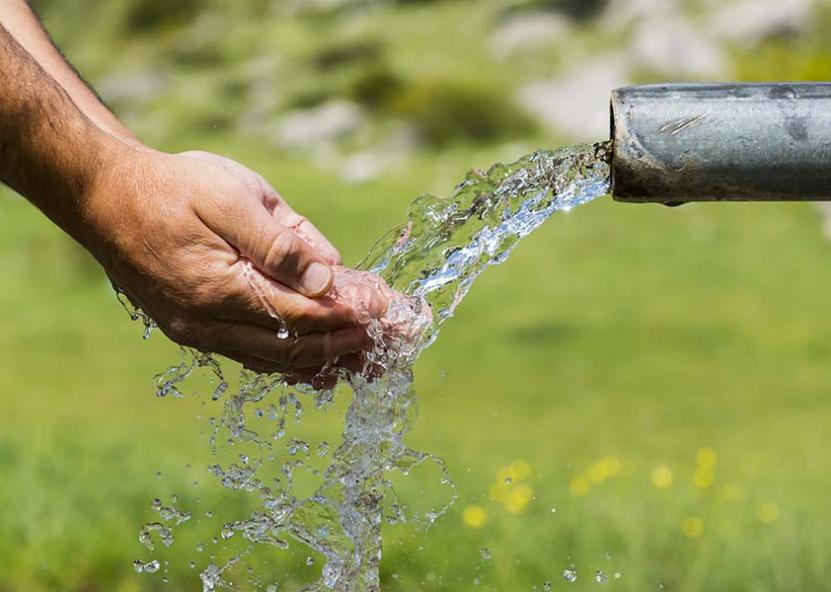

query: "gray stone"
left=96, top=71, right=165, bottom=105
left=517, top=56, right=630, bottom=142
left=628, top=15, right=728, bottom=79
left=600, top=0, right=680, bottom=30
left=489, top=12, right=571, bottom=57
left=709, top=0, right=814, bottom=45
left=271, top=101, right=364, bottom=149
left=340, top=151, right=394, bottom=184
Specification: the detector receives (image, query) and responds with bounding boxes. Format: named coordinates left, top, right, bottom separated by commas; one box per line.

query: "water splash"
left=115, top=286, right=156, bottom=340
left=133, top=142, right=611, bottom=590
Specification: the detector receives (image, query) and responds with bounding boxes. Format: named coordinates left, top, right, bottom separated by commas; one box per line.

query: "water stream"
left=133, top=141, right=612, bottom=591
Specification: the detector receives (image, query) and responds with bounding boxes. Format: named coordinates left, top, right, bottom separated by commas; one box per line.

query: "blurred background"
left=2, top=0, right=831, bottom=590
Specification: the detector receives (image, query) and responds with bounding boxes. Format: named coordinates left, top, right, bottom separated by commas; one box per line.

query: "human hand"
left=284, top=267, right=433, bottom=389
left=77, top=143, right=388, bottom=373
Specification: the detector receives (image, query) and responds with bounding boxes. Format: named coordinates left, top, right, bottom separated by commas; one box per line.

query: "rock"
left=340, top=151, right=393, bottom=184
left=709, top=0, right=814, bottom=45
left=517, top=56, right=630, bottom=142
left=628, top=15, right=728, bottom=79
left=96, top=71, right=166, bottom=105
left=339, top=124, right=416, bottom=184
left=600, top=0, right=680, bottom=30
left=489, top=11, right=571, bottom=57
left=271, top=101, right=364, bottom=149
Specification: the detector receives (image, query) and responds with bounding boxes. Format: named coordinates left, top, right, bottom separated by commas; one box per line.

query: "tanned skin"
left=0, top=9, right=387, bottom=375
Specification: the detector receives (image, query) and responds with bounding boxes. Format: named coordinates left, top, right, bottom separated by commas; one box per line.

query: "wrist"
left=71, top=132, right=145, bottom=252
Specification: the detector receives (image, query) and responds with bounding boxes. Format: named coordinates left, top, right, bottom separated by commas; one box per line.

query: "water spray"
left=611, top=83, right=831, bottom=203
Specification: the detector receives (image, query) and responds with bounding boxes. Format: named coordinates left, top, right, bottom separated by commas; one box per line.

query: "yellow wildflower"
left=693, top=468, right=715, bottom=490
left=587, top=461, right=609, bottom=484
left=505, top=484, right=534, bottom=514
left=462, top=505, right=487, bottom=528
left=758, top=502, right=780, bottom=524
left=680, top=516, right=704, bottom=538
left=651, top=466, right=673, bottom=489
left=600, top=455, right=622, bottom=477
left=509, top=459, right=531, bottom=481
left=569, top=475, right=590, bottom=497
left=696, top=447, right=718, bottom=468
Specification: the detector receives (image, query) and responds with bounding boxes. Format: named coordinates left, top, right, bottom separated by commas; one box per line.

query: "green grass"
left=3, top=135, right=831, bottom=591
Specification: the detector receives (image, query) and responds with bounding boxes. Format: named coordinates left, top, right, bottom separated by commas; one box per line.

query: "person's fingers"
left=271, top=203, right=342, bottom=266
left=284, top=368, right=339, bottom=391
left=194, top=322, right=371, bottom=369
left=232, top=354, right=287, bottom=375
left=181, top=150, right=341, bottom=264
left=196, top=191, right=334, bottom=297
left=216, top=268, right=370, bottom=334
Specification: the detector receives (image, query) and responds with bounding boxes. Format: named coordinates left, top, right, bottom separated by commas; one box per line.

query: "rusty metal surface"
left=611, top=83, right=831, bottom=202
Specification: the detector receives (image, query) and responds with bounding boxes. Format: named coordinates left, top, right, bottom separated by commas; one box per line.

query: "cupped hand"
left=79, top=143, right=388, bottom=373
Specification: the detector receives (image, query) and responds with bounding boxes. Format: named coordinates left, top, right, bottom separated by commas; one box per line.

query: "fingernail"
left=301, top=262, right=333, bottom=296
left=371, top=291, right=390, bottom=318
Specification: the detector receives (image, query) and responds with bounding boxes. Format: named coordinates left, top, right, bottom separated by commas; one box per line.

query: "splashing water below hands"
left=136, top=142, right=611, bottom=591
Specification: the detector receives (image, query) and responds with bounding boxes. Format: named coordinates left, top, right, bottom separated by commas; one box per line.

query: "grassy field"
left=4, top=139, right=831, bottom=591
left=4, top=1, right=831, bottom=591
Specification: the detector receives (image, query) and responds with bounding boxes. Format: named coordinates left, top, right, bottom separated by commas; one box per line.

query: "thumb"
left=248, top=217, right=334, bottom=297
left=199, top=191, right=333, bottom=297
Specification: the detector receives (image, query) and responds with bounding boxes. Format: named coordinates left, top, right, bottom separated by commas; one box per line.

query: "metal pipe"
left=611, top=83, right=831, bottom=203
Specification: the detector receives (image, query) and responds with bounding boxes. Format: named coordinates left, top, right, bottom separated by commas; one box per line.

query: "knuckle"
left=161, top=316, right=197, bottom=345
left=284, top=343, right=306, bottom=369
left=264, top=231, right=302, bottom=275
left=290, top=215, right=309, bottom=232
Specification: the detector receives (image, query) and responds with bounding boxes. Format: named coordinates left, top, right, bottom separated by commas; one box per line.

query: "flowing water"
left=133, top=142, right=611, bottom=591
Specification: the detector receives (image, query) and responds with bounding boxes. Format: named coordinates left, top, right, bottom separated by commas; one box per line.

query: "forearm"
left=0, top=23, right=115, bottom=242
left=0, top=0, right=138, bottom=143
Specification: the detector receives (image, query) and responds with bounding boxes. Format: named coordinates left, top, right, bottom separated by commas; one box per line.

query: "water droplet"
left=133, top=559, right=160, bottom=574
left=505, top=477, right=513, bottom=485
left=543, top=581, right=553, bottom=592
left=277, top=326, right=290, bottom=339
left=221, top=527, right=235, bottom=540
left=595, top=570, right=608, bottom=584
left=287, top=439, right=310, bottom=456
left=614, top=572, right=622, bottom=580
left=563, top=568, right=578, bottom=582
left=551, top=507, right=557, bottom=513
left=306, top=556, right=315, bottom=566
left=317, top=442, right=330, bottom=457
left=480, top=548, right=492, bottom=561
